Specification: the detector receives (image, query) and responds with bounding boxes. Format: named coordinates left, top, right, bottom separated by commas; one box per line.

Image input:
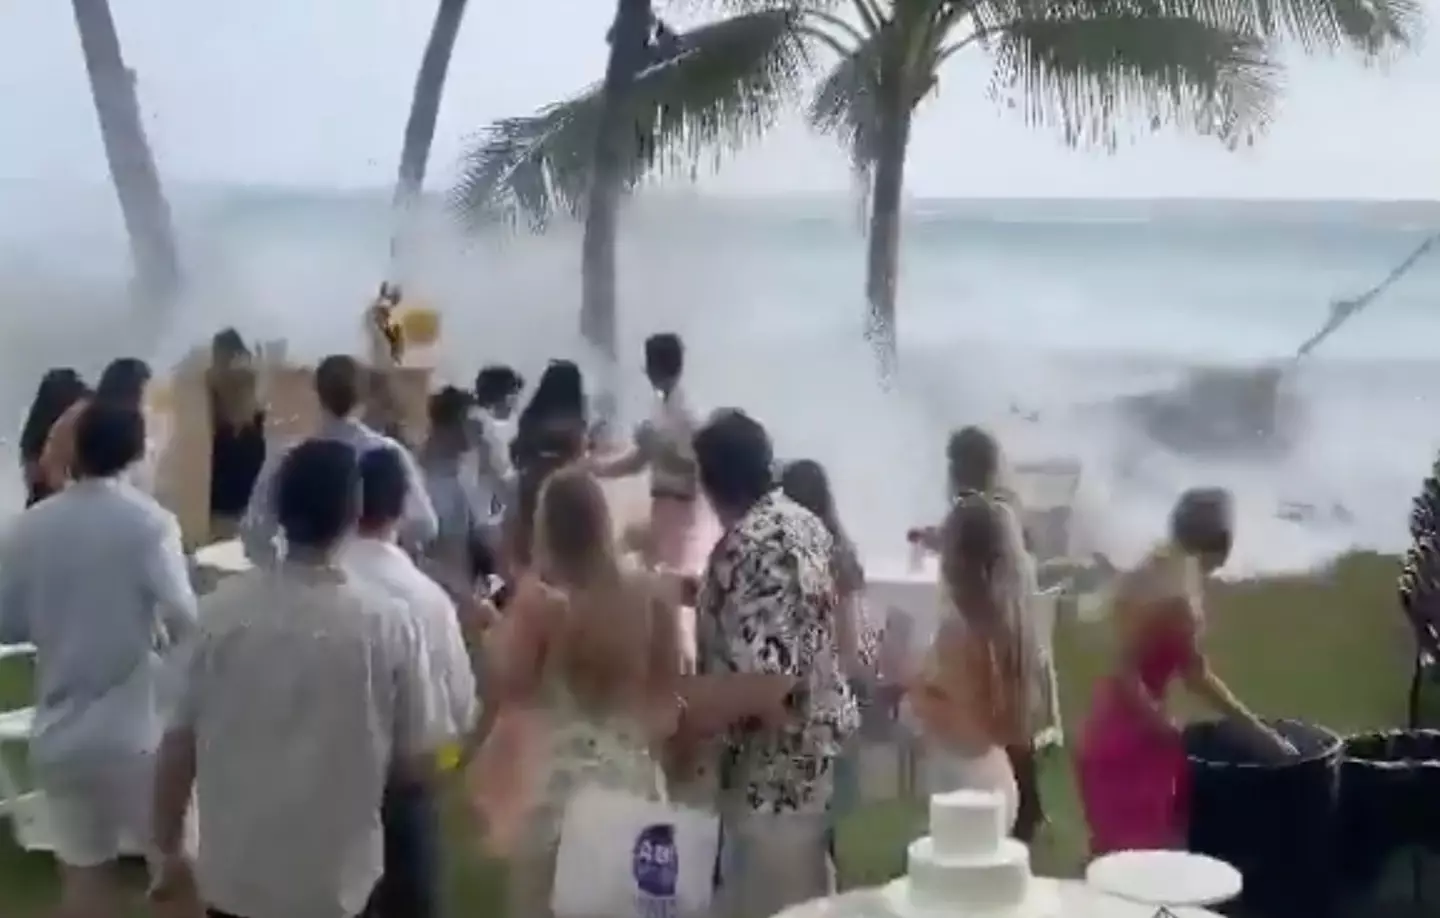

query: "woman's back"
left=917, top=609, right=1027, bottom=752
left=514, top=567, right=670, bottom=848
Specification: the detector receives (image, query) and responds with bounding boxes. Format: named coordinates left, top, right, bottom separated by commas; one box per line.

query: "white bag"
left=551, top=784, right=720, bottom=918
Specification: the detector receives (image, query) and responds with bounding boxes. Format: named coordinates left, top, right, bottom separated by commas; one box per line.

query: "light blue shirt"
left=0, top=477, right=199, bottom=771
left=240, top=415, right=439, bottom=567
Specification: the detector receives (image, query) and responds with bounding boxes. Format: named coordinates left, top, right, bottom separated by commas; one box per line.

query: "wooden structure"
left=150, top=341, right=433, bottom=549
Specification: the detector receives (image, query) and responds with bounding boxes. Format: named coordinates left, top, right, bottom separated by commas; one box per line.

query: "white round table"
left=768, top=879, right=1233, bottom=918
left=1086, top=851, right=1242, bottom=914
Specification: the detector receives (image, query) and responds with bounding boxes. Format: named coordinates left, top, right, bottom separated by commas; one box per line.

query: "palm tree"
left=389, top=0, right=470, bottom=276
left=455, top=0, right=1417, bottom=379
left=452, top=2, right=811, bottom=388
left=799, top=0, right=1417, bottom=374
left=581, top=0, right=657, bottom=385
left=72, top=0, right=181, bottom=311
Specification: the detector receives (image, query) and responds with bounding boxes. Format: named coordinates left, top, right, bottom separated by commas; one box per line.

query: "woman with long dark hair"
left=39, top=357, right=155, bottom=494
left=208, top=329, right=267, bottom=538
left=19, top=368, right=88, bottom=506
left=780, top=460, right=871, bottom=680
left=779, top=458, right=877, bottom=868
left=505, top=361, right=590, bottom=570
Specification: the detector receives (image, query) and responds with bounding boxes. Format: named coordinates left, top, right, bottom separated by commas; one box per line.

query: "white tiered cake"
left=882, top=790, right=1059, bottom=917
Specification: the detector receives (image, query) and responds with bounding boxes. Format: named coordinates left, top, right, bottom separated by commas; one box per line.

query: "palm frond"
left=807, top=39, right=886, bottom=183
left=971, top=0, right=1420, bottom=57
left=669, top=0, right=837, bottom=12
left=1149, top=0, right=1420, bottom=56
left=451, top=7, right=812, bottom=230
left=989, top=9, right=1279, bottom=150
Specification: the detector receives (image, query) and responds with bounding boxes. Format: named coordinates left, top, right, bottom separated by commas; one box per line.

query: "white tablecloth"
left=769, top=880, right=1229, bottom=918
left=864, top=559, right=942, bottom=648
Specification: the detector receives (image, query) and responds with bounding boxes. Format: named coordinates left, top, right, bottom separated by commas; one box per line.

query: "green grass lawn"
left=0, top=551, right=1425, bottom=916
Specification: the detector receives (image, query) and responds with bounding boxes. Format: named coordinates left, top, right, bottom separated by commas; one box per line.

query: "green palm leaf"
left=968, top=0, right=1420, bottom=56
left=807, top=39, right=885, bottom=180
left=451, top=7, right=810, bottom=230
left=987, top=8, right=1279, bottom=149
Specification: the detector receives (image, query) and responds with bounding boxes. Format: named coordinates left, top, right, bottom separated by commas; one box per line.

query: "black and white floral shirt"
left=697, top=490, right=859, bottom=814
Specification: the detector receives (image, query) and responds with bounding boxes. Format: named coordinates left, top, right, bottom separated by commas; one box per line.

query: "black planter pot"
left=1186, top=719, right=1342, bottom=918
left=1337, top=729, right=1440, bottom=894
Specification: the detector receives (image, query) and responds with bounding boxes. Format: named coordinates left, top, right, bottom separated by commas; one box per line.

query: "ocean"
left=3, top=185, right=1439, bottom=576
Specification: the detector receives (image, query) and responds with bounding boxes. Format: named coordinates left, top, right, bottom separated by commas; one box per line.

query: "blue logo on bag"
left=632, top=823, right=679, bottom=917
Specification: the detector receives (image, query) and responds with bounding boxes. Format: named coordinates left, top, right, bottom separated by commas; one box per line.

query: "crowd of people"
left=0, top=326, right=1300, bottom=918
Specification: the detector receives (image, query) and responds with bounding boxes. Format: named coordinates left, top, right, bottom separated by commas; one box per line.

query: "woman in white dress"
left=906, top=492, right=1034, bottom=833
left=907, top=426, right=1050, bottom=840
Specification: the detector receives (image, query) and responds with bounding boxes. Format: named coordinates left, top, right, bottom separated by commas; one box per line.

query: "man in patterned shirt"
left=692, top=409, right=858, bottom=918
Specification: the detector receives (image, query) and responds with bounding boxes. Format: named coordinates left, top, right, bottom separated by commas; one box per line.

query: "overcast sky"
left=2, top=0, right=1437, bottom=199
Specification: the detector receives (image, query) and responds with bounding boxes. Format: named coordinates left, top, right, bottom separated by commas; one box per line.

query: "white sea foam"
left=2, top=188, right=1437, bottom=577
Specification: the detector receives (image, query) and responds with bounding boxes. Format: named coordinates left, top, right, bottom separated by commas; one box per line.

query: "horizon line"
left=3, top=176, right=1438, bottom=207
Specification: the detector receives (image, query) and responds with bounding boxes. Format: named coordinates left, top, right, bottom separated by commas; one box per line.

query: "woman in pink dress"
left=1077, top=487, right=1295, bottom=855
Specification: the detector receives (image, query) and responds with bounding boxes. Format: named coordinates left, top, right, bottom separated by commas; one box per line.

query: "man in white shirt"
left=467, top=364, right=524, bottom=544
left=340, top=446, right=480, bottom=918
left=240, top=354, right=438, bottom=566
left=592, top=333, right=701, bottom=568
left=151, top=439, right=432, bottom=918
left=0, top=402, right=198, bottom=918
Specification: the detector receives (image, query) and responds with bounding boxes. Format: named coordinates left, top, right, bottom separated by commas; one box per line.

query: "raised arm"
left=590, top=421, right=652, bottom=479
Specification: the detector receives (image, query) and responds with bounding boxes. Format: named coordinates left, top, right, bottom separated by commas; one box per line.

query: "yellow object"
left=437, top=742, right=462, bottom=772
left=398, top=305, right=441, bottom=347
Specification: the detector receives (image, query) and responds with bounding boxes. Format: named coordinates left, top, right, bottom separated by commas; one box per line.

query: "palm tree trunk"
left=864, top=99, right=913, bottom=382
left=389, top=0, right=469, bottom=277
left=71, top=0, right=181, bottom=312
left=581, top=0, right=652, bottom=421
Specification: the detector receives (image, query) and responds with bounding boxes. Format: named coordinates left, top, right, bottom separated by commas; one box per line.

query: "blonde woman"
left=469, top=467, right=792, bottom=917
left=1077, top=488, right=1295, bottom=854
left=906, top=426, right=1049, bottom=839
left=906, top=493, right=1034, bottom=831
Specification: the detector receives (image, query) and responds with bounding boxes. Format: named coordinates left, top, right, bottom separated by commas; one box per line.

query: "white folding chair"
left=0, top=642, right=52, bottom=852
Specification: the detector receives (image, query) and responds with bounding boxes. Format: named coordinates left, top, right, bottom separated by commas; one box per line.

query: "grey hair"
left=1170, top=487, right=1234, bottom=554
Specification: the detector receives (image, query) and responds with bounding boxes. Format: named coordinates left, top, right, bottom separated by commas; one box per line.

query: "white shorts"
left=37, top=756, right=156, bottom=868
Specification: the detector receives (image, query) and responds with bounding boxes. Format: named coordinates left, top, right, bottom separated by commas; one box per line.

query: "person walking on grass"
left=339, top=446, right=481, bottom=918
left=1, top=402, right=197, bottom=918
left=906, top=426, right=1050, bottom=842
left=240, top=354, right=437, bottom=566
left=688, top=410, right=858, bottom=918
left=151, top=440, right=433, bottom=918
